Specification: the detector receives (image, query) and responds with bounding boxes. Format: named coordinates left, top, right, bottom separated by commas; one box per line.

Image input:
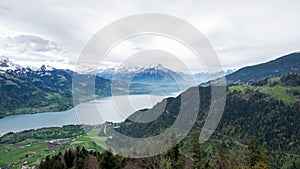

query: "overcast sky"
left=0, top=0, right=299, bottom=73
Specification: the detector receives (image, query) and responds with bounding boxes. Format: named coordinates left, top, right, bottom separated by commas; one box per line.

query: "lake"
left=0, top=94, right=177, bottom=136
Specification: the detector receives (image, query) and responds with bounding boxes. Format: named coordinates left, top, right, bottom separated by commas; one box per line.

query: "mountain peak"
left=39, top=65, right=54, bottom=71
left=0, top=57, right=9, bottom=68
left=139, top=63, right=170, bottom=72
left=152, top=63, right=166, bottom=70
left=157, top=63, right=163, bottom=67
left=0, top=56, right=22, bottom=71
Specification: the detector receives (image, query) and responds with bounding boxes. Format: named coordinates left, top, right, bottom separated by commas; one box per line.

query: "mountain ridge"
left=96, top=64, right=234, bottom=85
left=226, top=52, right=300, bottom=84
left=95, top=64, right=192, bottom=85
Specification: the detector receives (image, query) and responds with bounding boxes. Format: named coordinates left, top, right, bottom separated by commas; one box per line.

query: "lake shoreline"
left=0, top=93, right=178, bottom=136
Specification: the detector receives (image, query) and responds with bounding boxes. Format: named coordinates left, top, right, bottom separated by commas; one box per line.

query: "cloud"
left=3, top=34, right=64, bottom=53
left=0, top=33, right=72, bottom=69
left=0, top=2, right=11, bottom=13
left=0, top=0, right=299, bottom=72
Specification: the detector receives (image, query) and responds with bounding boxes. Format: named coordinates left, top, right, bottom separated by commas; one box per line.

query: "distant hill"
left=226, top=52, right=300, bottom=84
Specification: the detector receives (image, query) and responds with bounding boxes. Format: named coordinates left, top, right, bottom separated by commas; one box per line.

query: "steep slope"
left=226, top=52, right=300, bottom=84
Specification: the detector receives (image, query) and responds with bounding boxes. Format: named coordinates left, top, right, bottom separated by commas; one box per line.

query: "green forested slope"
left=113, top=74, right=300, bottom=168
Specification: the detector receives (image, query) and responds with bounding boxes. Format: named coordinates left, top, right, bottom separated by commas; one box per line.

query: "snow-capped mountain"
left=0, top=56, right=55, bottom=75
left=95, top=64, right=234, bottom=85
left=96, top=64, right=192, bottom=85
left=97, top=64, right=170, bottom=76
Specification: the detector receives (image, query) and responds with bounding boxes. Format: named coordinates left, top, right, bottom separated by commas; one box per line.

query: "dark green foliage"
left=64, top=149, right=76, bottom=168
left=39, top=139, right=188, bottom=169
left=191, top=131, right=202, bottom=169
left=280, top=73, right=300, bottom=87
left=220, top=89, right=300, bottom=155
left=247, top=139, right=269, bottom=167
left=40, top=146, right=125, bottom=169
left=100, top=151, right=121, bottom=169
left=39, top=135, right=272, bottom=169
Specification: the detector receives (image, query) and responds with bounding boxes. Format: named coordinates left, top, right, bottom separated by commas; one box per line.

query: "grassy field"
left=228, top=85, right=247, bottom=93
left=87, top=130, right=107, bottom=149
left=0, top=129, right=106, bottom=169
left=259, top=85, right=300, bottom=103
left=0, top=142, right=49, bottom=169
left=71, top=130, right=105, bottom=152
left=228, top=77, right=300, bottom=104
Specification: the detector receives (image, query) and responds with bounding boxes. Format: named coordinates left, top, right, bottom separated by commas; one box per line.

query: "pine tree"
left=191, top=131, right=202, bottom=169
left=247, top=139, right=269, bottom=168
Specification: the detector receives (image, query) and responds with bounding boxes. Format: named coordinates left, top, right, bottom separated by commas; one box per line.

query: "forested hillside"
left=39, top=134, right=272, bottom=169
left=112, top=74, right=300, bottom=168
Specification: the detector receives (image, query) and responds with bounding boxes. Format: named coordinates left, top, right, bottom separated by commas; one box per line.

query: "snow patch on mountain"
left=97, top=64, right=173, bottom=75
left=0, top=56, right=22, bottom=71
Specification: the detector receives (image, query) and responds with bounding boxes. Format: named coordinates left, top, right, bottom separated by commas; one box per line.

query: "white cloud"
left=3, top=34, right=63, bottom=53
left=0, top=33, right=71, bottom=69
left=0, top=0, right=299, bottom=72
